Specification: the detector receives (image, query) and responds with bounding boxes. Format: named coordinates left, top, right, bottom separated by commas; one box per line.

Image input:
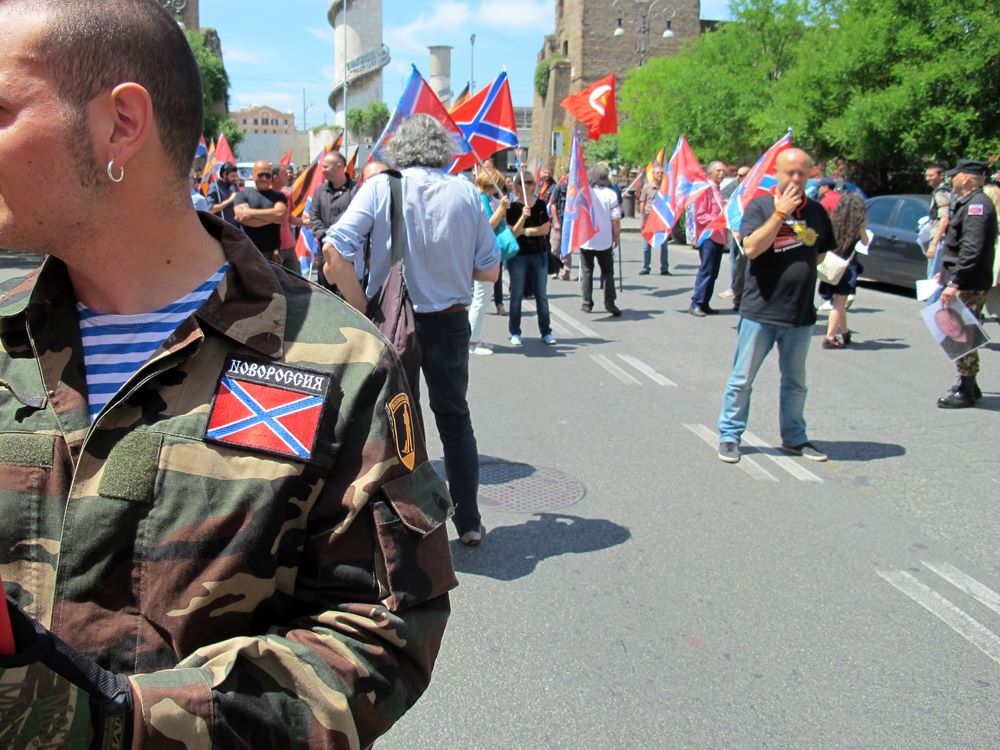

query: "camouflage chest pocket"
left=371, top=462, right=456, bottom=612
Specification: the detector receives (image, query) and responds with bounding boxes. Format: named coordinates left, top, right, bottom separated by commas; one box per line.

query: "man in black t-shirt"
left=233, top=160, right=287, bottom=261
left=716, top=148, right=836, bottom=466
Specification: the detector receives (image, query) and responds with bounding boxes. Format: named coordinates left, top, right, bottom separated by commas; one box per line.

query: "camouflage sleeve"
left=130, top=346, right=457, bottom=750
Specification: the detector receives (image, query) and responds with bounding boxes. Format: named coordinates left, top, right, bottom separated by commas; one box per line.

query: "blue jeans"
left=507, top=253, right=552, bottom=337
left=691, top=239, right=725, bottom=309
left=718, top=318, right=812, bottom=446
left=642, top=239, right=669, bottom=273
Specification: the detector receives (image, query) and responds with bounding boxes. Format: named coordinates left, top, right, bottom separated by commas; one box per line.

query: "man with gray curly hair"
left=323, top=114, right=501, bottom=546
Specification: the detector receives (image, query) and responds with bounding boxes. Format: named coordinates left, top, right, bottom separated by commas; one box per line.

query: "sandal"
left=823, top=337, right=845, bottom=350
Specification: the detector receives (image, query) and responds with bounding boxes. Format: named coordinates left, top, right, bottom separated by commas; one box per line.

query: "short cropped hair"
left=20, top=0, right=203, bottom=183
left=386, top=114, right=456, bottom=169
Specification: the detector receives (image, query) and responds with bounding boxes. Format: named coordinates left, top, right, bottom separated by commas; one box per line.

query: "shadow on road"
left=839, top=338, right=910, bottom=351
left=450, top=513, right=631, bottom=582
left=818, top=440, right=907, bottom=462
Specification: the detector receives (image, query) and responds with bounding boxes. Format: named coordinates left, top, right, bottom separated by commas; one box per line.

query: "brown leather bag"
left=365, top=172, right=422, bottom=388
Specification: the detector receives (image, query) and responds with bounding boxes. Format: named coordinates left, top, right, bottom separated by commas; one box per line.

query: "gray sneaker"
left=718, top=441, right=741, bottom=464
left=780, top=442, right=828, bottom=462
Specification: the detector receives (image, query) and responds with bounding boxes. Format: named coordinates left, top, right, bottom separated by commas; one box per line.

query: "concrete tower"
left=428, top=46, right=453, bottom=107
left=328, top=0, right=390, bottom=131
left=158, top=0, right=199, bottom=30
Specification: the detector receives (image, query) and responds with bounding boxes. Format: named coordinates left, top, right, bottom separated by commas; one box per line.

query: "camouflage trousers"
left=956, top=289, right=988, bottom=376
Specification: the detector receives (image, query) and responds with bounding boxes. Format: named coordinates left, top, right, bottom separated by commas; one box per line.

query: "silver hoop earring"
left=107, top=159, right=125, bottom=184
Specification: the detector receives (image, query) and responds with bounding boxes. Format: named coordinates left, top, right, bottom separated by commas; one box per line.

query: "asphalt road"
left=2, top=239, right=998, bottom=748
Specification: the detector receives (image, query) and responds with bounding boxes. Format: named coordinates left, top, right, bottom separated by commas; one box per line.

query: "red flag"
left=279, top=148, right=294, bottom=166
left=214, top=133, right=236, bottom=165
left=560, top=74, right=617, bottom=141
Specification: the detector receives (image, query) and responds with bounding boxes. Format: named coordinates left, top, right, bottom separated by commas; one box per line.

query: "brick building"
left=234, top=106, right=297, bottom=136
left=530, top=0, right=702, bottom=170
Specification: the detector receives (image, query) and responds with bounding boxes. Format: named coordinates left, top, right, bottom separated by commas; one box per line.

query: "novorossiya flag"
left=642, top=135, right=710, bottom=248
left=560, top=128, right=599, bottom=257
left=448, top=71, right=520, bottom=173
left=724, top=129, right=793, bottom=234
left=370, top=65, right=473, bottom=167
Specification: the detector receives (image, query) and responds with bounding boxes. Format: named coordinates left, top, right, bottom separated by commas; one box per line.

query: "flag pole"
left=615, top=136, right=623, bottom=294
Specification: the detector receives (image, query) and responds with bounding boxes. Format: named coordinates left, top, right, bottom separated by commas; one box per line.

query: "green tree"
left=759, top=0, right=1000, bottom=191
left=583, top=134, right=620, bottom=168
left=185, top=30, right=243, bottom=149
left=534, top=53, right=566, bottom=99
left=347, top=102, right=392, bottom=143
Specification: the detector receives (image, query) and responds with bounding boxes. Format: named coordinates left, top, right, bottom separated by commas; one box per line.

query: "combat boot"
left=938, top=376, right=979, bottom=408
left=949, top=376, right=983, bottom=400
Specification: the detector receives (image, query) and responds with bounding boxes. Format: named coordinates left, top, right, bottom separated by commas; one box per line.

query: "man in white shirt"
left=580, top=163, right=622, bottom=316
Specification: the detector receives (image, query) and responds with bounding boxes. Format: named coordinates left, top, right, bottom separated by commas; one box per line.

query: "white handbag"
left=818, top=251, right=853, bottom=285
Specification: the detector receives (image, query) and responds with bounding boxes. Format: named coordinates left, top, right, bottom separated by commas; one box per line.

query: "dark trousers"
left=493, top=266, right=504, bottom=305
left=691, top=239, right=725, bottom=309
left=413, top=311, right=481, bottom=534
left=580, top=248, right=616, bottom=308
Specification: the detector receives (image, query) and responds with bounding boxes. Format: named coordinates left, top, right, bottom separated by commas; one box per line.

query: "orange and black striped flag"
left=449, top=82, right=471, bottom=113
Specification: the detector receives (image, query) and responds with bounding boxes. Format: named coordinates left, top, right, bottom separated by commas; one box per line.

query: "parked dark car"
left=862, top=194, right=930, bottom=288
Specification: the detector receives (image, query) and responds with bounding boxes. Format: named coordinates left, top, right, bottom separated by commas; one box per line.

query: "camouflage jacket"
left=0, top=214, right=457, bottom=749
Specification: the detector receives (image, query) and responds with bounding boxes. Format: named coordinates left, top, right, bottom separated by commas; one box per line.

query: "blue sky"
left=201, top=0, right=731, bottom=129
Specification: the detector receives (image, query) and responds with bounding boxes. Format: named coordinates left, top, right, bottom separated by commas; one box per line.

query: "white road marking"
left=548, top=319, right=572, bottom=337
left=923, top=562, right=1000, bottom=618
left=878, top=570, right=1000, bottom=667
left=590, top=354, right=641, bottom=386
left=741, top=431, right=824, bottom=484
left=683, top=424, right=779, bottom=482
left=548, top=303, right=601, bottom=339
left=616, top=354, right=677, bottom=386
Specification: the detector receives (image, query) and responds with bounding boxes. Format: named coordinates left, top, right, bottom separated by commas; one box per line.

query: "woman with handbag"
left=820, top=193, right=868, bottom=349
left=469, top=168, right=512, bottom=355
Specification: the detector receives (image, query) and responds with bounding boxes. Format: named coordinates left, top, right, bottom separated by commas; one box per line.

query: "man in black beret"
left=935, top=160, right=998, bottom=408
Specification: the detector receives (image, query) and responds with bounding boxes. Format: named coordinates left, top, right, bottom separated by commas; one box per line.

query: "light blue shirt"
left=190, top=189, right=209, bottom=212
left=325, top=167, right=500, bottom=313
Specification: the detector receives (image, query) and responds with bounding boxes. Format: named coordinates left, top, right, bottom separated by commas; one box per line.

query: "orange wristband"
left=774, top=210, right=789, bottom=220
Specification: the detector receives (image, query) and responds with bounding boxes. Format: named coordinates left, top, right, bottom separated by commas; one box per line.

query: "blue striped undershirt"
left=78, top=264, right=228, bottom=421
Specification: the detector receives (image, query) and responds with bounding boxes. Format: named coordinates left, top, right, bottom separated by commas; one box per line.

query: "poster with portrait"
left=921, top=299, right=991, bottom=361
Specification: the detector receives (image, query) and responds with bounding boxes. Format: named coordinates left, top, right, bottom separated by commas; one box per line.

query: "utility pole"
left=343, top=0, right=349, bottom=151
left=470, top=33, right=476, bottom=92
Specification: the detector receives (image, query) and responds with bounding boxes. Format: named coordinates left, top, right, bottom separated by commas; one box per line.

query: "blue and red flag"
left=194, top=134, right=208, bottom=159
left=724, top=129, right=793, bottom=235
left=371, top=65, right=473, bottom=167
left=642, top=135, right=710, bottom=247
left=448, top=71, right=519, bottom=173
left=295, top=224, right=320, bottom=277
left=560, top=129, right=599, bottom=257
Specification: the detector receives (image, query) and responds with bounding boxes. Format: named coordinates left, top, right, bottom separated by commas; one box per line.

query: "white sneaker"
left=846, top=294, right=855, bottom=309
left=542, top=334, right=557, bottom=345
left=509, top=334, right=523, bottom=347
left=718, top=289, right=735, bottom=299
left=470, top=343, right=494, bottom=356
left=818, top=300, right=834, bottom=312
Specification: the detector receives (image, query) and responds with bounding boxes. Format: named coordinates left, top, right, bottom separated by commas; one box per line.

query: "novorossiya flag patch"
left=205, top=356, right=330, bottom=461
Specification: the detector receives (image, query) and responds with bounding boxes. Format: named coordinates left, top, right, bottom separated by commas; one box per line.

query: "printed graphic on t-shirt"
left=773, top=220, right=819, bottom=253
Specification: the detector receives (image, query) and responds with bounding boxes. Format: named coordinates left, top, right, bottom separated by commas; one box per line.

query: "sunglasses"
left=255, top=172, right=273, bottom=179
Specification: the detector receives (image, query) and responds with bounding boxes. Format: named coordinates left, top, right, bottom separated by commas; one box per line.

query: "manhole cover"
left=432, top=458, right=586, bottom=513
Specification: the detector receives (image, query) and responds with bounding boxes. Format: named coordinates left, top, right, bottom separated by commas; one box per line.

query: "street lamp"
left=611, top=0, right=677, bottom=66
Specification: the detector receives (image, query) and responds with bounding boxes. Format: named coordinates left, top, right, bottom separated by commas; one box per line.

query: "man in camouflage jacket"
left=0, top=1, right=456, bottom=748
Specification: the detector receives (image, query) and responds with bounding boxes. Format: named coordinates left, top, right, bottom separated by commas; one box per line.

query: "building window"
left=242, top=118, right=247, bottom=125
left=562, top=40, right=569, bottom=56
left=253, top=118, right=258, bottom=125
left=283, top=119, right=288, bottom=126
